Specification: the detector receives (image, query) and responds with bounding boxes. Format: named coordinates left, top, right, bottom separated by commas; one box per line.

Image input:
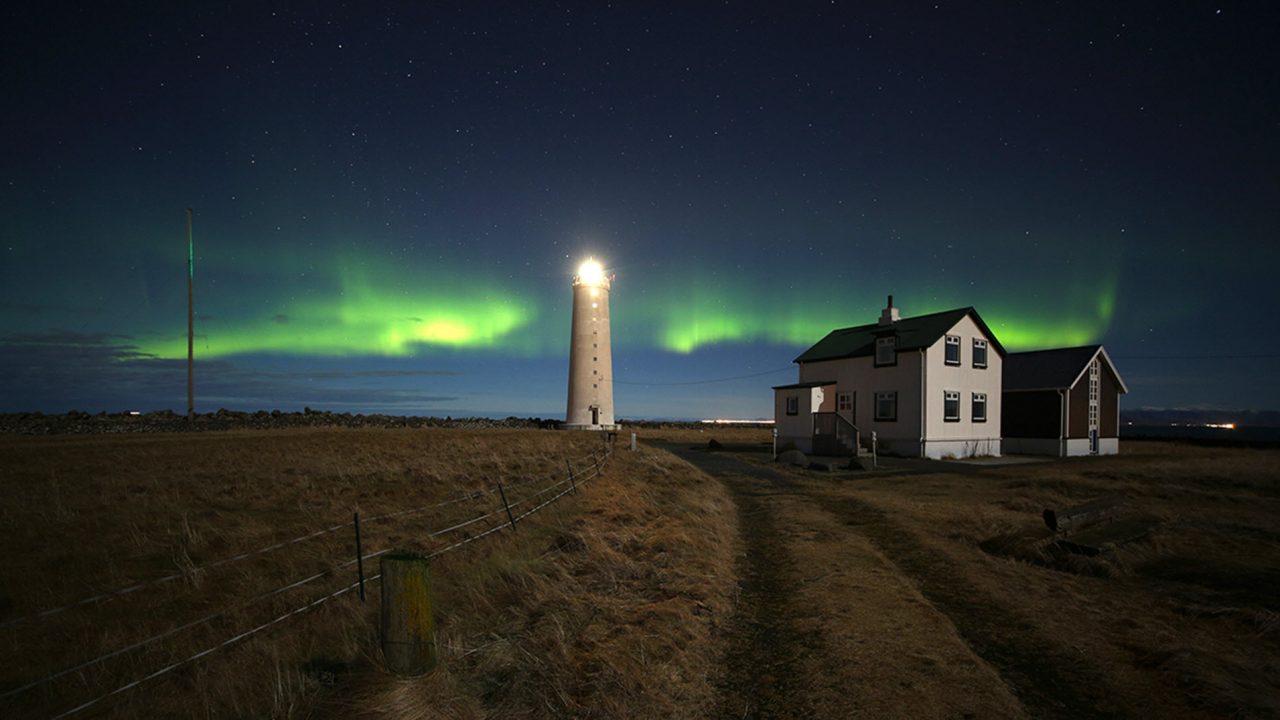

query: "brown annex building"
left=1002, top=345, right=1128, bottom=456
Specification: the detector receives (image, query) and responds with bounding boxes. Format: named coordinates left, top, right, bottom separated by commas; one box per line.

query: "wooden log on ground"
left=1043, top=495, right=1124, bottom=532
left=380, top=552, right=435, bottom=676
left=1056, top=516, right=1160, bottom=556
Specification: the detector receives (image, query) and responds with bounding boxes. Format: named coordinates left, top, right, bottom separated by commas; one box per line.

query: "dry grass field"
left=0, top=427, right=737, bottom=719
left=2, top=425, right=1277, bottom=719
left=658, top=433, right=1280, bottom=719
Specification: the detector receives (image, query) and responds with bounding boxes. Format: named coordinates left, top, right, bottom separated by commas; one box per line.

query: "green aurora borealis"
left=133, top=253, right=1119, bottom=360
left=4, top=3, right=1278, bottom=417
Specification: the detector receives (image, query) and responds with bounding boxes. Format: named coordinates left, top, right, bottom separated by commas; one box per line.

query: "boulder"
left=778, top=449, right=808, bottom=467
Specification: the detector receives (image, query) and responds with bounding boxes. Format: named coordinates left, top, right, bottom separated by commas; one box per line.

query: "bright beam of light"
left=575, top=258, right=607, bottom=287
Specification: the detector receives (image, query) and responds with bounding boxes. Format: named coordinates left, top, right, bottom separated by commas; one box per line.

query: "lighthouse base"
left=562, top=423, right=619, bottom=432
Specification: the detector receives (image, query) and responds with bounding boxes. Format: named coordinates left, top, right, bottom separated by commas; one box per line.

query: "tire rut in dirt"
left=655, top=445, right=818, bottom=719
left=821, top=492, right=1127, bottom=720
left=716, top=480, right=819, bottom=719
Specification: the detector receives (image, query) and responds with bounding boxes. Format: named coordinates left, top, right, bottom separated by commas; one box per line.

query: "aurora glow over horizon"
left=3, top=3, right=1278, bottom=418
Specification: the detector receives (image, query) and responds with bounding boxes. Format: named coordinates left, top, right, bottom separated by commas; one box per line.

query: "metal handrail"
left=812, top=412, right=860, bottom=456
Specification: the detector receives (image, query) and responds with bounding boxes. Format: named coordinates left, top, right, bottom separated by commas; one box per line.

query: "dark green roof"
left=1005, top=345, right=1128, bottom=393
left=794, top=307, right=1006, bottom=363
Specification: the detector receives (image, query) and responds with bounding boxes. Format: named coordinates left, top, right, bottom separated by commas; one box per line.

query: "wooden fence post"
left=566, top=459, right=577, bottom=494
left=380, top=552, right=435, bottom=676
left=497, top=482, right=517, bottom=530
left=354, top=512, right=365, bottom=602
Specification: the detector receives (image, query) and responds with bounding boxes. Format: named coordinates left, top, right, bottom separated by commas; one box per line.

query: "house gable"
left=1004, top=345, right=1128, bottom=394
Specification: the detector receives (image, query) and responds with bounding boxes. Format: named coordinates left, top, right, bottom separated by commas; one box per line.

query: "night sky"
left=2, top=2, right=1277, bottom=419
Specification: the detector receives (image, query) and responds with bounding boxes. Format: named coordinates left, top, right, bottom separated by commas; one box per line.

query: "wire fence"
left=1, top=442, right=614, bottom=719
left=0, top=480, right=532, bottom=631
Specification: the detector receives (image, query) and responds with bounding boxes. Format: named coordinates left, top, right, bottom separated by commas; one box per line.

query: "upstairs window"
left=973, top=338, right=989, bottom=368
left=875, top=336, right=897, bottom=366
left=785, top=396, right=799, bottom=416
left=972, top=392, right=987, bottom=422
left=875, top=391, right=897, bottom=421
left=944, top=335, right=960, bottom=365
left=944, top=390, right=960, bottom=422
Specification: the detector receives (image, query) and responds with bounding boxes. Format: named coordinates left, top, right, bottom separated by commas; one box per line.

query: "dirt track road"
left=660, top=443, right=1124, bottom=720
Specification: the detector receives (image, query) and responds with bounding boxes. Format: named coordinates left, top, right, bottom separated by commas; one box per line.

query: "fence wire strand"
left=50, top=574, right=382, bottom=720
left=11, top=445, right=612, bottom=718
left=0, top=488, right=494, bottom=630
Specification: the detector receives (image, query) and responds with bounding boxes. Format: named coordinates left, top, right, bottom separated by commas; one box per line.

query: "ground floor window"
left=944, top=390, right=960, bottom=422
left=875, top=391, right=897, bottom=421
left=972, top=392, right=987, bottom=422
left=785, top=396, right=799, bottom=415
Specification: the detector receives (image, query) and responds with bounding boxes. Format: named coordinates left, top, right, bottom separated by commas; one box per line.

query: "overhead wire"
left=612, top=365, right=794, bottom=386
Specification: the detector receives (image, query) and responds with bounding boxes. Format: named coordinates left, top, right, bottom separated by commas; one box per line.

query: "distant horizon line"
left=3, top=407, right=1280, bottom=426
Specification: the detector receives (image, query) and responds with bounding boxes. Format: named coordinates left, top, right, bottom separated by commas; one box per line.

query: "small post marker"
left=630, top=432, right=637, bottom=451
left=380, top=552, right=435, bottom=676
left=566, top=459, right=577, bottom=494
left=497, top=482, right=517, bottom=530
left=354, top=512, right=366, bottom=602
left=772, top=427, right=778, bottom=460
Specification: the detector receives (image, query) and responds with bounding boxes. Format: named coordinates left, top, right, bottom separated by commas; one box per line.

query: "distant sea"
left=1122, top=425, right=1280, bottom=445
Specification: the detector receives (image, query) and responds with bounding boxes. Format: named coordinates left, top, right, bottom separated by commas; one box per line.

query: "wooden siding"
left=1068, top=382, right=1089, bottom=438
left=1100, top=367, right=1119, bottom=437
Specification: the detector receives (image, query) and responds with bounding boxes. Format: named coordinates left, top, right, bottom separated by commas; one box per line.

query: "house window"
left=944, top=391, right=960, bottom=422
left=875, top=391, right=897, bottom=421
left=837, top=391, right=855, bottom=422
left=785, top=396, right=799, bottom=416
left=972, top=392, right=987, bottom=422
left=973, top=338, right=988, bottom=368
left=875, top=336, right=896, bottom=366
left=945, top=335, right=960, bottom=365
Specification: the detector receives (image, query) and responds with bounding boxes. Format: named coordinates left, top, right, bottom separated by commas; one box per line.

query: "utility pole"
left=187, top=208, right=194, bottom=422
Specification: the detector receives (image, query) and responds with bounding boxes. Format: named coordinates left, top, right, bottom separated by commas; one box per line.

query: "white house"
left=1002, top=345, right=1128, bottom=456
left=774, top=297, right=1005, bottom=459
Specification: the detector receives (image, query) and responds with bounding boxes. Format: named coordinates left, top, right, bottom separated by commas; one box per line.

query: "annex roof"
left=794, top=307, right=1006, bottom=364
left=1003, top=345, right=1129, bottom=393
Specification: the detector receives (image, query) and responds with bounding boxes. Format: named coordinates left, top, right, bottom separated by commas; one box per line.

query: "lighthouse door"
left=590, top=405, right=599, bottom=426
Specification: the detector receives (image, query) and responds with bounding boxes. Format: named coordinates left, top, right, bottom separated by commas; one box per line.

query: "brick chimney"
left=879, top=294, right=900, bottom=326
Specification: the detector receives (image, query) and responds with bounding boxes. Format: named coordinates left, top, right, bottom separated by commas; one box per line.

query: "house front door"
left=837, top=391, right=855, bottom=425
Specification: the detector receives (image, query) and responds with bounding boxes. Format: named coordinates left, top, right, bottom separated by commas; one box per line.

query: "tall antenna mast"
left=186, top=207, right=195, bottom=422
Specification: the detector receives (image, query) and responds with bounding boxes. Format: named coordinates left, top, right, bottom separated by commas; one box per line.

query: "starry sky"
left=2, top=2, right=1277, bottom=419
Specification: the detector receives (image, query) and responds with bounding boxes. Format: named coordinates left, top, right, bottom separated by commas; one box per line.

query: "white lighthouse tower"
left=565, top=258, right=616, bottom=430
